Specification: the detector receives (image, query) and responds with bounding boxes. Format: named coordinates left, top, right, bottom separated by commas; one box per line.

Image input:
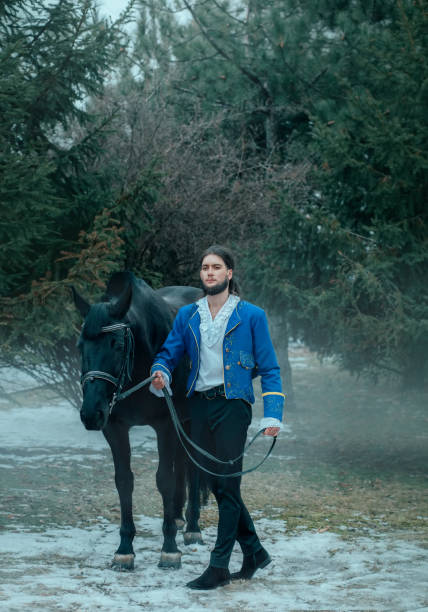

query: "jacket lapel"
left=188, top=307, right=201, bottom=348
left=225, top=303, right=241, bottom=336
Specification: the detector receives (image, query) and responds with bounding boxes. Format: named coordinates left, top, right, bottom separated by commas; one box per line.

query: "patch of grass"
left=242, top=468, right=428, bottom=540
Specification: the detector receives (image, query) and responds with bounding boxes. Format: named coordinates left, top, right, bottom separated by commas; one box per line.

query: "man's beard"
left=202, top=277, right=229, bottom=296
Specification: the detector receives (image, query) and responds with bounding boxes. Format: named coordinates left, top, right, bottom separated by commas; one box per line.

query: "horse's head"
left=72, top=282, right=133, bottom=430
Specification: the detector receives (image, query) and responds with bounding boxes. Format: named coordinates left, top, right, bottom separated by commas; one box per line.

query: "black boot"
left=186, top=565, right=231, bottom=590
left=230, top=547, right=271, bottom=580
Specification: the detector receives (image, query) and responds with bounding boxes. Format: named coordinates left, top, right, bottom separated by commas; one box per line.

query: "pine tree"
left=247, top=0, right=428, bottom=387
left=132, top=0, right=319, bottom=155
left=0, top=0, right=131, bottom=399
left=0, top=0, right=130, bottom=296
left=309, top=0, right=428, bottom=386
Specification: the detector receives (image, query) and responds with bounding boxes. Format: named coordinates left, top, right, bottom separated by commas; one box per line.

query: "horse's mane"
left=155, top=286, right=203, bottom=315
left=105, top=271, right=175, bottom=356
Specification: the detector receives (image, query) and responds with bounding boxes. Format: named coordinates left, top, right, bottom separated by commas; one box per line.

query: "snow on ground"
left=0, top=516, right=427, bottom=611
left=1, top=373, right=427, bottom=610
left=0, top=398, right=157, bottom=455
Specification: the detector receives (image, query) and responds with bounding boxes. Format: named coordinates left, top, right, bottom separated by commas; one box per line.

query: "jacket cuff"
left=262, top=392, right=284, bottom=421
left=150, top=363, right=171, bottom=382
left=259, top=417, right=283, bottom=431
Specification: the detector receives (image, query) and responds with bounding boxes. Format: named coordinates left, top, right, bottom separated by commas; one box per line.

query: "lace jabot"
left=197, top=294, right=240, bottom=347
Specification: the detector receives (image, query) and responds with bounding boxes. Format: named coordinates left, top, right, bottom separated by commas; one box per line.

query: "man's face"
left=200, top=254, right=232, bottom=296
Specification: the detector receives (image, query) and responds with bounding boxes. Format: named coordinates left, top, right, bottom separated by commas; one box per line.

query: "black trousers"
left=189, top=393, right=262, bottom=569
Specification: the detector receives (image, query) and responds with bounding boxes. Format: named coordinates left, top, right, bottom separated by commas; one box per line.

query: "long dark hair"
left=199, top=244, right=241, bottom=296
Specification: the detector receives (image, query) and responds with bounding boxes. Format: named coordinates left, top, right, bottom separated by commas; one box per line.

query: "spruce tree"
left=0, top=0, right=131, bottom=400
left=246, top=0, right=428, bottom=387
left=310, top=0, right=428, bottom=386
left=0, top=0, right=130, bottom=296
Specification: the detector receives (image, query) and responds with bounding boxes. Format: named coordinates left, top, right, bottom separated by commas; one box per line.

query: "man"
left=150, top=245, right=284, bottom=590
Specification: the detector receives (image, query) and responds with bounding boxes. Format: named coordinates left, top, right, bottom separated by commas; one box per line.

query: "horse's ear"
left=108, top=283, right=132, bottom=320
left=71, top=286, right=90, bottom=319
left=105, top=270, right=135, bottom=300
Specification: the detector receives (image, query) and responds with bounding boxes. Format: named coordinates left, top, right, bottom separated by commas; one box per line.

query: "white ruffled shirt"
left=195, top=295, right=239, bottom=391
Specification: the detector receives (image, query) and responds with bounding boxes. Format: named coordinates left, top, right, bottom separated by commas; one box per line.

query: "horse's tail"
left=200, top=472, right=210, bottom=506
left=186, top=456, right=210, bottom=507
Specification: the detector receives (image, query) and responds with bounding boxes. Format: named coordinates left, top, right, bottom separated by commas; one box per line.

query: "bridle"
left=80, top=323, right=135, bottom=414
left=79, top=322, right=276, bottom=477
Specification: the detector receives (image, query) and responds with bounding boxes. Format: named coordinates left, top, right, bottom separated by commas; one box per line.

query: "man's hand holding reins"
left=263, top=427, right=280, bottom=437
left=152, top=371, right=166, bottom=390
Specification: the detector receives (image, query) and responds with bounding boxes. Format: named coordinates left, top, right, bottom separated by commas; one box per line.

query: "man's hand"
left=152, top=371, right=166, bottom=391
left=263, top=427, right=280, bottom=437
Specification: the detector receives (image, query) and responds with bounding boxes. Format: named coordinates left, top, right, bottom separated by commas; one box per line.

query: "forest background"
left=1, top=0, right=427, bottom=407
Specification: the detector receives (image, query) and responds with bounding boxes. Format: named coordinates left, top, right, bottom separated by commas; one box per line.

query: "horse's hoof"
left=175, top=518, right=185, bottom=530
left=183, top=531, right=204, bottom=545
left=158, top=551, right=182, bottom=569
left=111, top=553, right=135, bottom=571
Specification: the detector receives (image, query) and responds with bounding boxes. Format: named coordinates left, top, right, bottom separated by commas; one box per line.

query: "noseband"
left=80, top=323, right=135, bottom=413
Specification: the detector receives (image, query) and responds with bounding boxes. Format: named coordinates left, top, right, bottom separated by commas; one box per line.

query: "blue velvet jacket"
left=150, top=300, right=284, bottom=421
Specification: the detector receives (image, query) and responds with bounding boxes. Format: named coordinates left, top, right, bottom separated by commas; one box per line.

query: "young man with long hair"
left=150, top=245, right=284, bottom=589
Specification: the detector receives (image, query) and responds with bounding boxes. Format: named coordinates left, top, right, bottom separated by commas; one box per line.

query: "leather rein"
left=80, top=323, right=276, bottom=478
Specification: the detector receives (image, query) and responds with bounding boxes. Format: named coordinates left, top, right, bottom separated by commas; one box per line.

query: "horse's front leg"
left=155, top=424, right=182, bottom=569
left=103, top=422, right=136, bottom=571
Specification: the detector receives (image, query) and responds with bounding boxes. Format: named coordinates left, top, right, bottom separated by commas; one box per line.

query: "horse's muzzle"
left=80, top=405, right=108, bottom=430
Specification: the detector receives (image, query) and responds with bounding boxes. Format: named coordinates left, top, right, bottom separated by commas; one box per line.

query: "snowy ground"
left=0, top=368, right=427, bottom=611
left=1, top=514, right=427, bottom=611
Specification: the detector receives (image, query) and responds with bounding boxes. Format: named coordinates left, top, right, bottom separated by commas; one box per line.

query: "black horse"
left=72, top=271, right=205, bottom=570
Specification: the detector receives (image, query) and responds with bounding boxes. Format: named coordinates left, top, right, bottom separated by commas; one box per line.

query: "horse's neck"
left=129, top=291, right=173, bottom=371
